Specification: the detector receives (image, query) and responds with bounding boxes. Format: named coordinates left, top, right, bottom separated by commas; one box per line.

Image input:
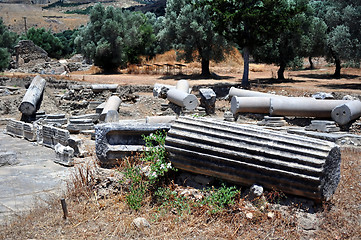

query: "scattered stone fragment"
left=132, top=217, right=150, bottom=229
left=199, top=88, right=216, bottom=115
left=312, top=92, right=334, bottom=99
left=258, top=116, right=287, bottom=127
left=223, top=111, right=235, bottom=121
left=54, top=143, right=74, bottom=166
left=267, top=212, right=275, bottom=219
left=248, top=184, right=264, bottom=200
left=0, top=151, right=19, bottom=167
left=305, top=120, right=340, bottom=133
left=246, top=212, right=253, bottom=219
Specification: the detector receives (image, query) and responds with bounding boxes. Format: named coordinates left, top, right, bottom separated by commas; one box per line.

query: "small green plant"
left=122, top=130, right=176, bottom=210
left=154, top=187, right=192, bottom=216
left=201, top=184, right=240, bottom=214
left=142, top=130, right=176, bottom=183
left=123, top=164, right=148, bottom=210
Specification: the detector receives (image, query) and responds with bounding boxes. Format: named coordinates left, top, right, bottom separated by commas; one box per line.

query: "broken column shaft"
left=229, top=87, right=282, bottom=98
left=176, top=80, right=190, bottom=93
left=99, top=96, right=121, bottom=121
left=165, top=117, right=341, bottom=201
left=19, top=75, right=46, bottom=116
left=167, top=88, right=199, bottom=110
left=231, top=96, right=271, bottom=114
left=331, top=100, right=361, bottom=125
left=270, top=97, right=350, bottom=118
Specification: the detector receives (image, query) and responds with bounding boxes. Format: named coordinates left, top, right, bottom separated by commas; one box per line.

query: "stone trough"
left=95, top=122, right=171, bottom=167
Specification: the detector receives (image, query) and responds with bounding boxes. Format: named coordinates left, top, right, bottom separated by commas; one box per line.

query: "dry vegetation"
left=0, top=147, right=360, bottom=239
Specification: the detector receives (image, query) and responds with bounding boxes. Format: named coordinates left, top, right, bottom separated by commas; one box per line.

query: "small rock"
left=248, top=184, right=264, bottom=200
left=312, top=92, right=334, bottom=99
left=267, top=212, right=275, bottom=219
left=246, top=212, right=253, bottom=219
left=132, top=217, right=150, bottom=229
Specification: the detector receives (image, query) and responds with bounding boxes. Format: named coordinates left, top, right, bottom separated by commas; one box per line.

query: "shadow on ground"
left=317, top=83, right=361, bottom=90
left=158, top=73, right=235, bottom=81
left=296, top=73, right=360, bottom=80
left=250, top=78, right=306, bottom=85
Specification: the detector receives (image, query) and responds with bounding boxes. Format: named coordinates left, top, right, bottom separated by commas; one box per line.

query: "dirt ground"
left=0, top=62, right=360, bottom=239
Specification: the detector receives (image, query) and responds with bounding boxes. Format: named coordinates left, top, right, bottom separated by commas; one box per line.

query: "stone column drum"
left=167, top=88, right=199, bottom=110
left=99, top=96, right=121, bottom=121
left=231, top=96, right=271, bottom=114
left=331, top=100, right=361, bottom=125
left=165, top=117, right=341, bottom=201
left=19, top=75, right=46, bottom=116
left=270, top=97, right=350, bottom=118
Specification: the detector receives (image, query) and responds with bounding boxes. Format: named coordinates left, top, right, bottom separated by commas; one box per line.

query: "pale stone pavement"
left=0, top=128, right=73, bottom=224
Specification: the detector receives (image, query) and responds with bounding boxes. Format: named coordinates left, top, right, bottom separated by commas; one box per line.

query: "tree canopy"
left=22, top=27, right=64, bottom=59
left=312, top=0, right=361, bottom=78
left=74, top=4, right=156, bottom=72
left=252, top=0, right=315, bottom=79
left=204, top=0, right=306, bottom=86
left=0, top=18, right=17, bottom=71
left=162, top=0, right=231, bottom=76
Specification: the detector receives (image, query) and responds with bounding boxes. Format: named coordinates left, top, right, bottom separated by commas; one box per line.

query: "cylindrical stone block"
left=146, top=116, right=177, bottom=124
left=91, top=84, right=118, bottom=92
left=19, top=75, right=46, bottom=115
left=231, top=96, right=271, bottom=114
left=100, top=96, right=121, bottom=121
left=167, top=88, right=199, bottom=110
left=270, top=97, right=350, bottom=118
left=176, top=80, right=190, bottom=93
left=331, top=100, right=361, bottom=125
left=165, top=117, right=341, bottom=201
left=229, top=87, right=282, bottom=98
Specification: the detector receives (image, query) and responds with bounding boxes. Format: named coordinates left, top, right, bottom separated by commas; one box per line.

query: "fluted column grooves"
left=165, top=117, right=341, bottom=201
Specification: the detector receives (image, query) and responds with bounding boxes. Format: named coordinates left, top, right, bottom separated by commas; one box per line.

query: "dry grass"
left=1, top=146, right=360, bottom=239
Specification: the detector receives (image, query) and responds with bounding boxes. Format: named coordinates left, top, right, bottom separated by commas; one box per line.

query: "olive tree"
left=75, top=4, right=156, bottom=72
left=162, top=0, right=231, bottom=77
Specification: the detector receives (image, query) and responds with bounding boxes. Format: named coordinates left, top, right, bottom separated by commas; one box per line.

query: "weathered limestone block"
left=70, top=114, right=99, bottom=123
left=42, top=125, right=69, bottom=148
left=305, top=120, right=340, bottom=133
left=95, top=122, right=171, bottom=167
left=42, top=125, right=56, bottom=148
left=54, top=128, right=70, bottom=146
left=68, top=136, right=88, bottom=157
left=167, top=89, right=199, bottom=110
left=153, top=83, right=175, bottom=98
left=331, top=100, right=361, bottom=125
left=165, top=117, right=341, bottom=201
left=54, top=143, right=74, bottom=166
left=6, top=119, right=24, bottom=138
left=199, top=88, right=216, bottom=114
left=23, top=122, right=37, bottom=141
left=44, top=114, right=68, bottom=125
left=19, top=75, right=46, bottom=116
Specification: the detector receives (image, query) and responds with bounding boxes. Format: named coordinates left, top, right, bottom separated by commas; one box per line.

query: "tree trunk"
left=242, top=47, right=250, bottom=88
left=309, top=56, right=314, bottom=70
left=333, top=57, right=341, bottom=79
left=201, top=58, right=211, bottom=77
left=278, top=62, right=286, bottom=80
